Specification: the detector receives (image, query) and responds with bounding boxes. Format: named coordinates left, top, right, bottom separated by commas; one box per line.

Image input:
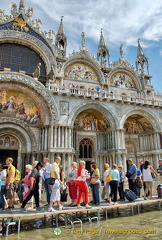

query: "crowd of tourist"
left=0, top=157, right=162, bottom=212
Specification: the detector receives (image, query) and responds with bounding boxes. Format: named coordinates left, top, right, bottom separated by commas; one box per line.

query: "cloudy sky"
left=1, top=0, right=162, bottom=92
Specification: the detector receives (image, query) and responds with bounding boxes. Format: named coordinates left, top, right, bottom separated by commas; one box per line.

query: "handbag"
left=151, top=172, right=156, bottom=178
left=90, top=177, right=99, bottom=184
left=126, top=172, right=132, bottom=178
left=137, top=176, right=143, bottom=188
left=48, top=178, right=56, bottom=185
left=60, top=189, right=68, bottom=202
left=106, top=172, right=112, bottom=183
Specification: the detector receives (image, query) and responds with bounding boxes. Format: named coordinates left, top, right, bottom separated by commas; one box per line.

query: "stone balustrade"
left=47, top=83, right=162, bottom=107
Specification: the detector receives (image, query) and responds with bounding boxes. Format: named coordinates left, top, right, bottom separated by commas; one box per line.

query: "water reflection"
left=1, top=211, right=161, bottom=240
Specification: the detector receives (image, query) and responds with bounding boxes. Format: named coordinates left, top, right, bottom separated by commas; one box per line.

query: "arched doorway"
left=0, top=135, right=19, bottom=166
left=73, top=108, right=111, bottom=170
left=123, top=114, right=155, bottom=165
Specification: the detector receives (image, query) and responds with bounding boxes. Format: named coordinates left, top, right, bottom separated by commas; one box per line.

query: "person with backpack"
left=13, top=167, right=21, bottom=206
left=5, top=157, right=16, bottom=209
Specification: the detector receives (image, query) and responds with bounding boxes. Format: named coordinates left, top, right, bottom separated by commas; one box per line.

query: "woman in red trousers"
left=77, top=160, right=91, bottom=209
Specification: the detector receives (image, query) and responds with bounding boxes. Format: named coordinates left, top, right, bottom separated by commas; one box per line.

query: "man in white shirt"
left=43, top=157, right=52, bottom=205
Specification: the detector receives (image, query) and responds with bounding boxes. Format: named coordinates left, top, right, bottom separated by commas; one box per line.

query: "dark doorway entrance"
left=79, top=138, right=93, bottom=159
left=0, top=150, right=18, bottom=167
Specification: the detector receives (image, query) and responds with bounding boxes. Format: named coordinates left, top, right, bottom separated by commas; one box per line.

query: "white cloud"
left=1, top=0, right=162, bottom=90
left=2, top=0, right=162, bottom=50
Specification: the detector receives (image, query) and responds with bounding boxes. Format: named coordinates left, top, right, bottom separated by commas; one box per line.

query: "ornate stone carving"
left=60, top=101, right=69, bottom=115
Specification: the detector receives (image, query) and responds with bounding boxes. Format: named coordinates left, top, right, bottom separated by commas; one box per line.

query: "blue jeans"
left=128, top=179, right=137, bottom=195
left=0, top=185, right=6, bottom=209
left=92, top=182, right=100, bottom=204
left=44, top=179, right=52, bottom=204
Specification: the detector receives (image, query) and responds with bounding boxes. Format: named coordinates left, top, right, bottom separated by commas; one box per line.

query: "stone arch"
left=0, top=72, right=58, bottom=124
left=68, top=102, right=118, bottom=130
left=0, top=120, right=36, bottom=152
left=109, top=68, right=142, bottom=90
left=62, top=56, right=105, bottom=85
left=0, top=31, right=56, bottom=73
left=120, top=109, right=161, bottom=132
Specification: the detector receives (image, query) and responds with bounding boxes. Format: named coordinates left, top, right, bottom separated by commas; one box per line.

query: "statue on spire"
left=19, top=0, right=25, bottom=12
left=120, top=44, right=124, bottom=60
left=81, top=32, right=86, bottom=50
left=10, top=2, right=18, bottom=17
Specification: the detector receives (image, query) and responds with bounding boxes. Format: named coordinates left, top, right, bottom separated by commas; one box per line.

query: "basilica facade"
left=0, top=0, right=162, bottom=176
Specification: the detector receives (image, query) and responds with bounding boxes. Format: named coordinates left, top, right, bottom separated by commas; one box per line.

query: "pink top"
left=24, top=172, right=31, bottom=187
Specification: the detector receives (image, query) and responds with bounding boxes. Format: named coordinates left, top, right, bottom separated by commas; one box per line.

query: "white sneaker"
left=48, top=208, right=56, bottom=212
left=59, top=206, right=65, bottom=210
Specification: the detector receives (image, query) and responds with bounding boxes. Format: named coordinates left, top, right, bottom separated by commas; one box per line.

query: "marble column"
left=62, top=153, right=66, bottom=171
left=45, top=127, right=48, bottom=151
left=65, top=127, right=68, bottom=148
left=58, top=126, right=61, bottom=148
left=69, top=128, right=72, bottom=148
left=122, top=154, right=127, bottom=172
left=54, top=126, right=57, bottom=148
left=153, top=133, right=157, bottom=150
left=116, top=154, right=122, bottom=166
left=153, top=154, right=159, bottom=170
left=50, top=125, right=54, bottom=148
left=62, top=127, right=65, bottom=148
left=156, top=133, right=161, bottom=150
left=67, top=154, right=72, bottom=172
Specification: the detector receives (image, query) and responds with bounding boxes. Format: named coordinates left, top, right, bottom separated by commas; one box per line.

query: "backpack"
left=14, top=168, right=21, bottom=183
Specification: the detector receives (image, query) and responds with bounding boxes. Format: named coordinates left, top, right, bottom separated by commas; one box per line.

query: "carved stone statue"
left=26, top=7, right=34, bottom=19
left=81, top=32, right=86, bottom=50
left=32, top=63, right=41, bottom=80
left=120, top=44, right=124, bottom=60
left=47, top=66, right=55, bottom=81
left=35, top=19, right=42, bottom=31
left=48, top=30, right=55, bottom=40
left=0, top=9, right=5, bottom=22
left=10, top=3, right=17, bottom=17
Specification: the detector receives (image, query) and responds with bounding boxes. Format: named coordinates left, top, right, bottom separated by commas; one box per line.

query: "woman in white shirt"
left=0, top=164, right=7, bottom=210
left=143, top=160, right=158, bottom=200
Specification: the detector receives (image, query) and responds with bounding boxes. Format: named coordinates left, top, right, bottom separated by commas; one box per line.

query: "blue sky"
left=1, top=0, right=162, bottom=92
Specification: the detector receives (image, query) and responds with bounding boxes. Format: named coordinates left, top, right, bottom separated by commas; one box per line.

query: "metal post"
left=137, top=205, right=140, bottom=215
left=131, top=206, right=134, bottom=216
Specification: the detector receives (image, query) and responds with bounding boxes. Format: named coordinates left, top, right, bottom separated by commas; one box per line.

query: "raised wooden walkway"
left=0, top=197, right=162, bottom=236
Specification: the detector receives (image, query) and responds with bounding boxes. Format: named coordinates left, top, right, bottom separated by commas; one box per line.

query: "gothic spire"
left=58, top=16, right=65, bottom=35
left=135, top=39, right=149, bottom=75
left=97, top=29, right=110, bottom=67
left=98, top=29, right=106, bottom=48
left=55, top=16, right=67, bottom=57
left=137, top=39, right=144, bottom=58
